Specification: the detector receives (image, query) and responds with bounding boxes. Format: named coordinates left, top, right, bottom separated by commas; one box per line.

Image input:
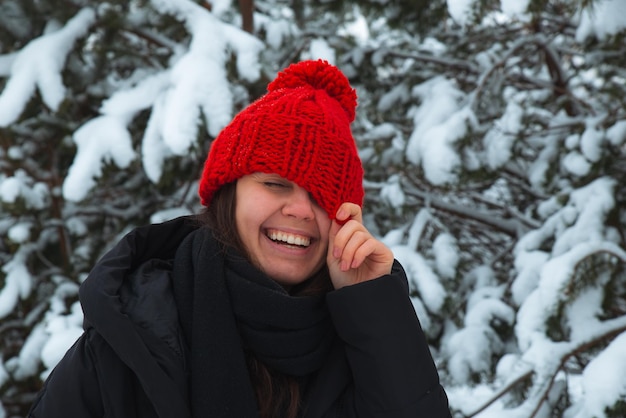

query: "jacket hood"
left=78, top=215, right=200, bottom=417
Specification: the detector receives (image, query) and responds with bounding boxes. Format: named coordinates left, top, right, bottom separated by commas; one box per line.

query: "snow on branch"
left=401, top=178, right=528, bottom=237
left=149, top=0, right=263, bottom=141
left=0, top=8, right=96, bottom=127
left=0, top=245, right=35, bottom=319
left=62, top=0, right=264, bottom=201
left=576, top=0, right=626, bottom=42
left=516, top=242, right=626, bottom=349
left=406, top=76, right=477, bottom=186
left=464, top=316, right=626, bottom=417
left=387, top=49, right=479, bottom=74
left=62, top=115, right=136, bottom=201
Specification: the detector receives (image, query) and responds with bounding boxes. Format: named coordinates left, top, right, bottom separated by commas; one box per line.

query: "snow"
left=446, top=325, right=504, bottom=383
left=142, top=79, right=176, bottom=182
left=15, top=284, right=85, bottom=381
left=263, top=18, right=293, bottom=49
left=0, top=8, right=96, bottom=127
left=0, top=52, right=16, bottom=76
left=151, top=0, right=262, bottom=150
left=515, top=177, right=616, bottom=257
left=307, top=39, right=336, bottom=64
left=337, top=6, right=370, bottom=46
left=63, top=115, right=136, bottom=201
left=0, top=176, right=20, bottom=203
left=8, top=222, right=31, bottom=243
left=513, top=176, right=621, bottom=352
left=0, top=170, right=48, bottom=209
left=566, top=332, right=626, bottom=417
left=100, top=71, right=170, bottom=117
left=446, top=0, right=474, bottom=26
left=466, top=289, right=509, bottom=322
left=165, top=50, right=230, bottom=149
left=208, top=0, right=231, bottom=16
left=446, top=0, right=531, bottom=26
left=516, top=240, right=626, bottom=350
left=563, top=151, right=591, bottom=177
left=580, top=117, right=605, bottom=162
left=565, top=286, right=606, bottom=342
left=576, top=0, right=626, bottom=41
left=527, top=133, right=559, bottom=189
left=40, top=309, right=84, bottom=379
left=447, top=382, right=500, bottom=416
left=432, top=233, right=459, bottom=280
left=607, top=120, right=626, bottom=146
left=151, top=207, right=194, bottom=223
left=377, top=84, right=410, bottom=113
left=379, top=175, right=406, bottom=209
left=484, top=101, right=523, bottom=169
left=65, top=217, right=89, bottom=237
left=406, top=77, right=475, bottom=185
left=407, top=209, right=432, bottom=251
left=5, top=324, right=48, bottom=381
left=392, top=245, right=447, bottom=313
left=500, top=0, right=530, bottom=19
left=444, top=276, right=514, bottom=385
left=511, top=250, right=549, bottom=306
left=421, top=37, right=447, bottom=56
left=410, top=296, right=432, bottom=334
left=0, top=250, right=33, bottom=319
left=467, top=265, right=497, bottom=289
left=60, top=0, right=264, bottom=200
left=553, top=177, right=616, bottom=255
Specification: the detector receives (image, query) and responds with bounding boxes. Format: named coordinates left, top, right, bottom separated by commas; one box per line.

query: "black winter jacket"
left=29, top=216, right=451, bottom=418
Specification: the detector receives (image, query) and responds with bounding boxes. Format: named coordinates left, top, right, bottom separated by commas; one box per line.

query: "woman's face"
left=235, top=173, right=331, bottom=287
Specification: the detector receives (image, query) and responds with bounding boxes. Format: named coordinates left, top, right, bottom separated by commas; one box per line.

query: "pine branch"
left=387, top=49, right=480, bottom=74
left=464, top=315, right=626, bottom=417
left=526, top=317, right=626, bottom=418
left=463, top=366, right=533, bottom=417
left=401, top=177, right=535, bottom=238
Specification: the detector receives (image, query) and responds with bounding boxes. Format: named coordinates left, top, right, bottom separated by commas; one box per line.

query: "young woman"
left=29, top=59, right=451, bottom=418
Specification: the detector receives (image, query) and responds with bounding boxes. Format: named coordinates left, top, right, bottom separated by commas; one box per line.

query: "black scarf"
left=171, top=227, right=334, bottom=417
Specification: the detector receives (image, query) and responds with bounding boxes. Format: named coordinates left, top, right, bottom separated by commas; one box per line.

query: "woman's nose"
left=282, top=185, right=315, bottom=220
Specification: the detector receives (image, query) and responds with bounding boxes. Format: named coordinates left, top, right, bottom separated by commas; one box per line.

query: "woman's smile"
left=266, top=228, right=312, bottom=248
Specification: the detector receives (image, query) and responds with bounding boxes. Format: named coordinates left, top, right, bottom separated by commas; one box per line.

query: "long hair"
left=199, top=180, right=333, bottom=418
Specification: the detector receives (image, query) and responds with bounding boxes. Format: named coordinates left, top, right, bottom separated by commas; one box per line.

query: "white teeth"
left=268, top=230, right=310, bottom=247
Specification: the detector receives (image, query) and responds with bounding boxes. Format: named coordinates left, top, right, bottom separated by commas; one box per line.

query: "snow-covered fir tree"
left=1, top=0, right=625, bottom=416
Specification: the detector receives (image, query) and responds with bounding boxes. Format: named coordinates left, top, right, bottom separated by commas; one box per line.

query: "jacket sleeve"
left=28, top=329, right=105, bottom=417
left=29, top=327, right=159, bottom=418
left=326, top=261, right=451, bottom=418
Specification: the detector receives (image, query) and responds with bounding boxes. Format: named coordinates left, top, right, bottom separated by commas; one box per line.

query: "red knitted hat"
left=198, top=59, right=364, bottom=219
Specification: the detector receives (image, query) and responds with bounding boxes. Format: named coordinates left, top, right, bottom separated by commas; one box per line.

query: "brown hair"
left=199, top=180, right=333, bottom=418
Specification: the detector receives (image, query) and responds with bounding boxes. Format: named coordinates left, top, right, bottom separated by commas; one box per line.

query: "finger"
left=335, top=202, right=362, bottom=224
left=339, top=237, right=378, bottom=272
left=334, top=226, right=370, bottom=269
left=327, top=217, right=344, bottom=262
left=331, top=219, right=364, bottom=259
left=349, top=238, right=380, bottom=269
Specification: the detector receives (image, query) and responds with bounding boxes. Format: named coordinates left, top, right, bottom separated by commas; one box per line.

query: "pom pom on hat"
left=198, top=59, right=364, bottom=219
left=267, top=59, right=357, bottom=122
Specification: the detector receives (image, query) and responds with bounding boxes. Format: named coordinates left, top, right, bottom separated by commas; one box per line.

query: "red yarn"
left=268, top=60, right=357, bottom=122
left=198, top=60, right=364, bottom=219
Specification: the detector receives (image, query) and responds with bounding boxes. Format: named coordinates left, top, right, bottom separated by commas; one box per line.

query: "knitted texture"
left=198, top=59, right=364, bottom=219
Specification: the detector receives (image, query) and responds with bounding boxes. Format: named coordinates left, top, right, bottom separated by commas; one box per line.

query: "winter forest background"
left=1, top=0, right=625, bottom=416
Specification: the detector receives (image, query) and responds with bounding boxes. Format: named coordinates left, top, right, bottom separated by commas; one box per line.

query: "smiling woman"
left=28, top=60, right=452, bottom=418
